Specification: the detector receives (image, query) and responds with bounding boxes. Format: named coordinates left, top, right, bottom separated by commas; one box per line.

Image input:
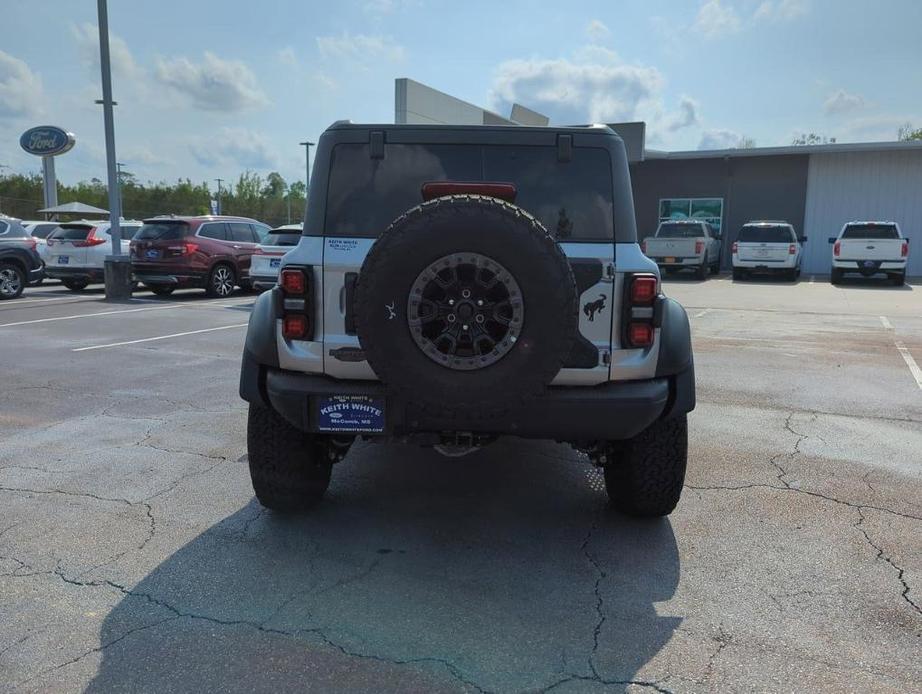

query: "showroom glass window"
left=658, top=198, right=724, bottom=234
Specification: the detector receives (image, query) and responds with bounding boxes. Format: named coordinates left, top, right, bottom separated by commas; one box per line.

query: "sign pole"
left=41, top=156, right=58, bottom=214
left=96, top=0, right=131, bottom=299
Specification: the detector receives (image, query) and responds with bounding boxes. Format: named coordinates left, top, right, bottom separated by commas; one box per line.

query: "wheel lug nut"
left=448, top=299, right=455, bottom=306
left=463, top=325, right=469, bottom=330
left=477, top=299, right=483, bottom=306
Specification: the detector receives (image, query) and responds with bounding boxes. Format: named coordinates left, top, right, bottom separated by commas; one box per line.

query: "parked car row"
left=643, top=219, right=909, bottom=285
left=0, top=213, right=301, bottom=300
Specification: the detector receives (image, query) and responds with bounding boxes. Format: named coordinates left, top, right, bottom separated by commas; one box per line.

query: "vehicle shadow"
left=85, top=439, right=681, bottom=692
left=829, top=277, right=915, bottom=291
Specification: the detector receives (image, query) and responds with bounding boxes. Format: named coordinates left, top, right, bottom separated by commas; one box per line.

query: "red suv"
left=130, top=215, right=270, bottom=297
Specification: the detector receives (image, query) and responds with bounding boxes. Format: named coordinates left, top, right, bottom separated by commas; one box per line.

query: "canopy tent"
left=37, top=201, right=109, bottom=215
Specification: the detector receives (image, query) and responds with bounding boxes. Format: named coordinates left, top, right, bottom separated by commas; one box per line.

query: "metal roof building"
left=397, top=79, right=922, bottom=276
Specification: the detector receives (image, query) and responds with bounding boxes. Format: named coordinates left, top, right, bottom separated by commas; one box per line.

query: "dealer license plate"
left=317, top=395, right=385, bottom=433
left=145, top=249, right=160, bottom=259
left=665, top=256, right=676, bottom=263
left=57, top=255, right=69, bottom=264
left=269, top=258, right=281, bottom=269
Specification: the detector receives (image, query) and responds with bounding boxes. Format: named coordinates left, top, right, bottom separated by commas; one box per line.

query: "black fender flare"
left=239, top=288, right=281, bottom=405
left=655, top=297, right=695, bottom=418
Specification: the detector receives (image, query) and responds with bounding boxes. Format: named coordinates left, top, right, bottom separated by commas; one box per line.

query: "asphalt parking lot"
left=1, top=276, right=920, bottom=693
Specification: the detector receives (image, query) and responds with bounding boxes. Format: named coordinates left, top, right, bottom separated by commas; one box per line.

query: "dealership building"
left=395, top=78, right=922, bottom=276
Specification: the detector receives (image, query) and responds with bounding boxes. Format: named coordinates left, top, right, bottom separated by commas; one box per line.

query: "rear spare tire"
left=354, top=195, right=578, bottom=414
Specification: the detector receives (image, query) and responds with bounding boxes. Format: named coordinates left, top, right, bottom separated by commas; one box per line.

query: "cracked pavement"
left=1, top=280, right=921, bottom=693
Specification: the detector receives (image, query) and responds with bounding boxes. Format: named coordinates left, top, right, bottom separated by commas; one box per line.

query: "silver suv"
left=239, top=122, right=695, bottom=517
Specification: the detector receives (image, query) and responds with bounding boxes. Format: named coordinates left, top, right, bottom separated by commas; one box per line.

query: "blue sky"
left=1, top=0, right=920, bottom=189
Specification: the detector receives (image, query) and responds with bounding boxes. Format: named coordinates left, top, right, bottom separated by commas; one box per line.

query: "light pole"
left=214, top=178, right=224, bottom=215
left=299, top=141, right=315, bottom=191
left=116, top=162, right=129, bottom=218
left=96, top=0, right=130, bottom=299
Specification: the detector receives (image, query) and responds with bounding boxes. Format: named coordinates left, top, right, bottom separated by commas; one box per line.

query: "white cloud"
left=754, top=0, right=808, bottom=22
left=70, top=22, right=140, bottom=80
left=665, top=95, right=700, bottom=131
left=699, top=128, right=745, bottom=149
left=190, top=127, right=278, bottom=169
left=490, top=48, right=664, bottom=124
left=121, top=146, right=170, bottom=168
left=824, top=89, right=865, bottom=116
left=277, top=47, right=297, bottom=67
left=693, top=0, right=741, bottom=38
left=155, top=52, right=268, bottom=112
left=0, top=50, right=44, bottom=118
left=316, top=33, right=406, bottom=65
left=586, top=19, right=611, bottom=43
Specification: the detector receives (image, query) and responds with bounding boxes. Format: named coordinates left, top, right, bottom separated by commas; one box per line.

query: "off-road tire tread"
left=604, top=415, right=688, bottom=517
left=354, top=195, right=578, bottom=416
left=247, top=403, right=331, bottom=512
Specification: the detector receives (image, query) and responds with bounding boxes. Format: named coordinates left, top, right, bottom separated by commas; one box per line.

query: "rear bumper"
left=653, top=256, right=703, bottom=267
left=732, top=256, right=796, bottom=269
left=250, top=274, right=277, bottom=290
left=832, top=260, right=906, bottom=272
left=45, top=266, right=104, bottom=282
left=132, top=265, right=207, bottom=287
left=244, top=362, right=692, bottom=441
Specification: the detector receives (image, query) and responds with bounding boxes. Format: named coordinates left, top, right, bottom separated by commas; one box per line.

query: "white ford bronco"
left=239, top=122, right=695, bottom=516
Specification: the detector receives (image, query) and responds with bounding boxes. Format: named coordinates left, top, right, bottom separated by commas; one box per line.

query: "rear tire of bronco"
left=603, top=415, right=688, bottom=517
left=247, top=403, right=332, bottom=512
left=732, top=268, right=744, bottom=281
left=891, top=272, right=905, bottom=286
left=830, top=268, right=843, bottom=284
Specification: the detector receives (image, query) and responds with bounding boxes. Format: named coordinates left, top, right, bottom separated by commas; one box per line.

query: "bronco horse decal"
left=583, top=294, right=606, bottom=322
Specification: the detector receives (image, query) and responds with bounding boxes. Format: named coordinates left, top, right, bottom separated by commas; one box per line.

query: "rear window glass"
left=263, top=232, right=301, bottom=247
left=107, top=225, right=141, bottom=239
left=841, top=224, right=899, bottom=240
left=738, top=225, right=793, bottom=243
left=656, top=223, right=704, bottom=238
left=325, top=143, right=614, bottom=241
left=135, top=222, right=190, bottom=241
left=50, top=225, right=93, bottom=240
left=30, top=224, right=59, bottom=239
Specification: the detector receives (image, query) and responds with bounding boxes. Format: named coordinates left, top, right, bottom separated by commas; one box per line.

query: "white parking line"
left=72, top=323, right=248, bottom=351
left=879, top=315, right=922, bottom=390
left=895, top=342, right=922, bottom=390
left=0, top=295, right=98, bottom=307
left=0, top=303, right=184, bottom=328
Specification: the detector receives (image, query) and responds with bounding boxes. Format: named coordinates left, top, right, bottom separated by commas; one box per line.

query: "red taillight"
left=695, top=240, right=704, bottom=254
left=788, top=244, right=796, bottom=255
left=628, top=323, right=654, bottom=347
left=282, top=314, right=308, bottom=340
left=630, top=275, right=658, bottom=304
left=901, top=241, right=909, bottom=258
left=165, top=242, right=199, bottom=257
left=74, top=228, right=105, bottom=247
left=833, top=241, right=841, bottom=257
left=421, top=181, right=517, bottom=202
left=281, top=269, right=306, bottom=295
left=731, top=241, right=738, bottom=254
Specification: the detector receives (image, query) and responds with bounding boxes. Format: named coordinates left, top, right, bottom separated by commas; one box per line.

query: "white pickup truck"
left=642, top=220, right=722, bottom=279
left=829, top=221, right=908, bottom=285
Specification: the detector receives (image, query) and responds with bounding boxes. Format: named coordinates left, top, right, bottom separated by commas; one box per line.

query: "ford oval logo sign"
left=20, top=126, right=76, bottom=157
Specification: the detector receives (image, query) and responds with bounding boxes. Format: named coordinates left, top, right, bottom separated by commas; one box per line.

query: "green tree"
left=792, top=133, right=836, bottom=146
left=897, top=123, right=922, bottom=141
left=261, top=172, right=287, bottom=198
